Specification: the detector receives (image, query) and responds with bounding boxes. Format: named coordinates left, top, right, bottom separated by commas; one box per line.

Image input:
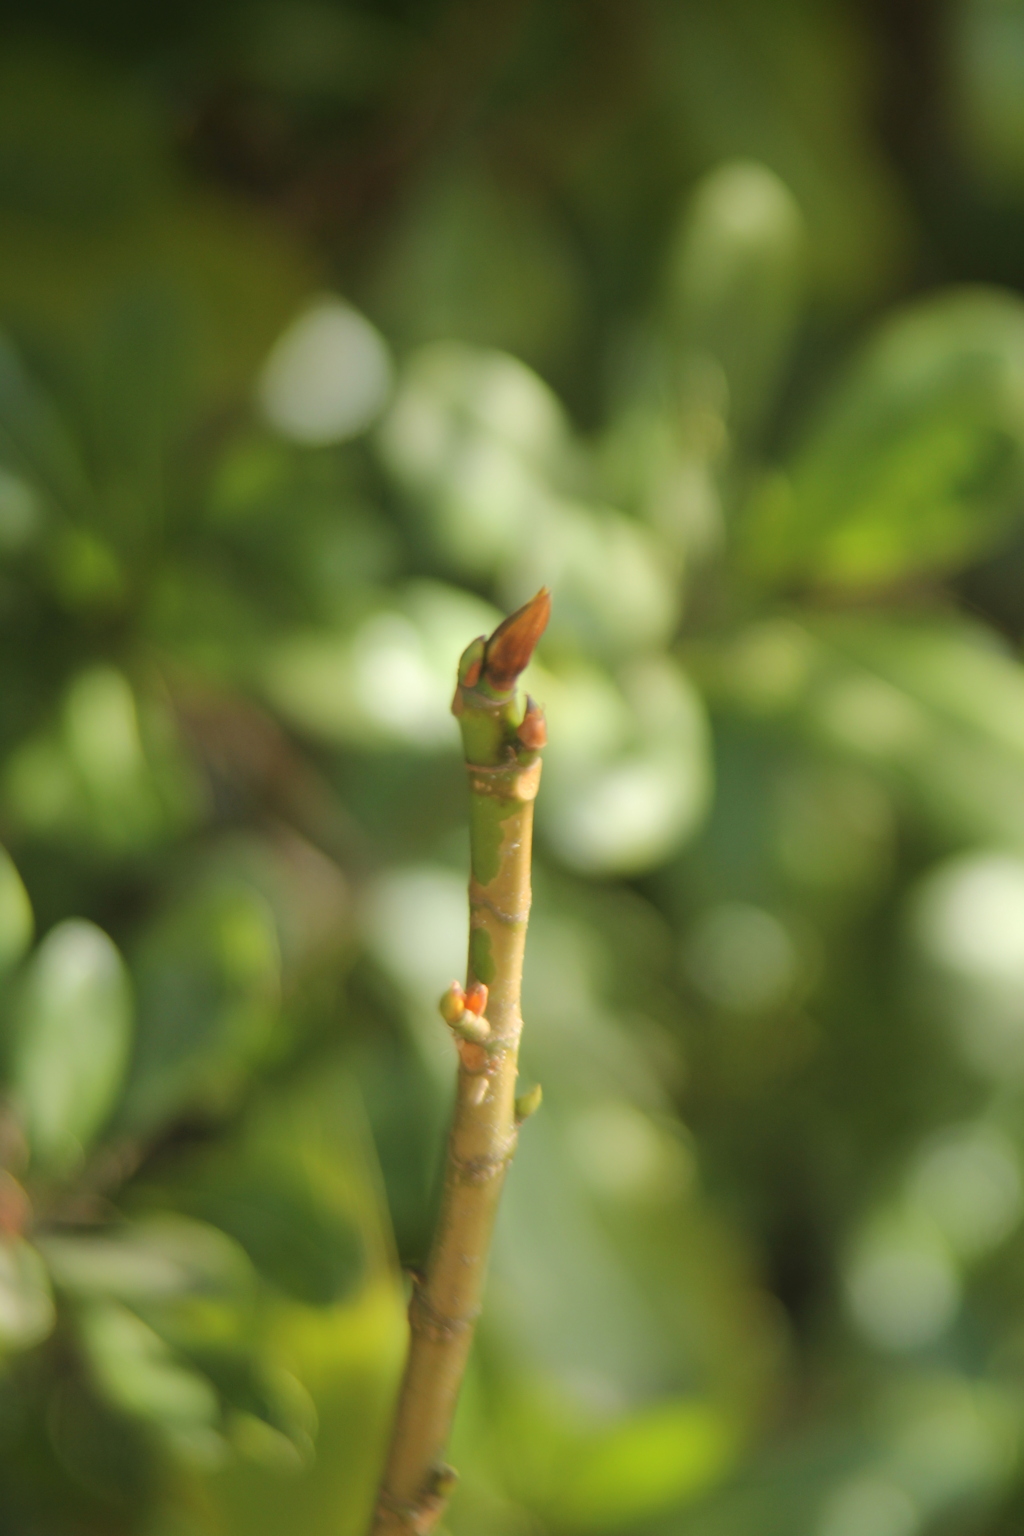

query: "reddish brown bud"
left=464, top=981, right=488, bottom=1016
left=517, top=695, right=547, bottom=750
left=483, top=589, right=551, bottom=691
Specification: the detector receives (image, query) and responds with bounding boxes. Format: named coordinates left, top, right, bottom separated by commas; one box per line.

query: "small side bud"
left=439, top=981, right=466, bottom=1026
left=464, top=981, right=488, bottom=1016
left=457, top=636, right=486, bottom=688
left=515, top=1083, right=543, bottom=1122
left=459, top=1041, right=489, bottom=1077
left=453, top=1011, right=491, bottom=1045
left=483, top=589, right=551, bottom=691
left=517, top=695, right=547, bottom=750
left=430, top=1464, right=459, bottom=1498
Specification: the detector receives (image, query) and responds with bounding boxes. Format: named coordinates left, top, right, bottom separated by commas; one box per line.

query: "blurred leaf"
left=259, top=296, right=393, bottom=445
left=11, top=919, right=132, bottom=1172
left=540, top=656, right=712, bottom=873
left=156, top=1062, right=374, bottom=1309
left=368, top=164, right=584, bottom=370
left=187, top=1170, right=362, bottom=1308
left=263, top=581, right=500, bottom=750
left=3, top=667, right=196, bottom=851
left=667, top=159, right=805, bottom=440
left=377, top=342, right=572, bottom=578
left=0, top=332, right=93, bottom=522
left=742, top=290, right=1024, bottom=586
left=0, top=1237, right=55, bottom=1352
left=657, top=1, right=910, bottom=306
left=709, top=613, right=1024, bottom=852
left=549, top=1399, right=736, bottom=1530
left=199, top=1352, right=317, bottom=1470
left=955, top=0, right=1024, bottom=190
left=39, top=1217, right=254, bottom=1303
left=122, top=873, right=281, bottom=1134
left=503, top=499, right=681, bottom=659
left=78, top=1301, right=224, bottom=1464
left=0, top=843, right=32, bottom=975
left=379, top=342, right=680, bottom=657
left=804, top=615, right=1024, bottom=849
left=47, top=1374, right=156, bottom=1505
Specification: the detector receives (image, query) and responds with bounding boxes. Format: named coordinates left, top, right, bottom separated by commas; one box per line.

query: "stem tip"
left=483, top=588, right=551, bottom=691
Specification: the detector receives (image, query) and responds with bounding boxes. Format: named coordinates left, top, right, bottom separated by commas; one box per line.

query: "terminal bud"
left=483, top=589, right=551, bottom=691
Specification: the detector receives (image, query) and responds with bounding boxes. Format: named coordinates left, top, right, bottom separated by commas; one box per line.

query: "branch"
left=370, top=589, right=550, bottom=1536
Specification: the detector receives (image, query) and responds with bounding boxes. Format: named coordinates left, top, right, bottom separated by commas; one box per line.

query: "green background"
left=4, top=4, right=1024, bottom=1534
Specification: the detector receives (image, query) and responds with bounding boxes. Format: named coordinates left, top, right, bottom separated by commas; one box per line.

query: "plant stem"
left=371, top=590, right=550, bottom=1536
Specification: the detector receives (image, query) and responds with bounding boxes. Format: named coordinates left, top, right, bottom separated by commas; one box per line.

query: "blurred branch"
left=370, top=591, right=549, bottom=1536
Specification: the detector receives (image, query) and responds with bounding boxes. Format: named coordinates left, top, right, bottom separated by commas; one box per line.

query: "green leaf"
left=0, top=333, right=94, bottom=523
left=12, top=919, right=132, bottom=1172
left=0, top=843, right=32, bottom=975
left=709, top=613, right=1024, bottom=853
left=539, top=656, right=712, bottom=874
left=258, top=296, right=393, bottom=445
left=78, top=1300, right=223, bottom=1464
left=121, top=877, right=280, bottom=1134
left=187, top=1351, right=318, bottom=1470
left=667, top=159, right=805, bottom=440
left=38, top=1216, right=253, bottom=1303
left=162, top=1066, right=371, bottom=1310
left=263, top=580, right=500, bottom=750
left=742, top=289, right=1024, bottom=587
left=548, top=1399, right=736, bottom=1530
left=0, top=1237, right=55, bottom=1352
left=188, top=1169, right=363, bottom=1308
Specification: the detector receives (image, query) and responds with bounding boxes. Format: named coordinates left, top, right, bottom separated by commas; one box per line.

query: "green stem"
left=370, top=591, right=550, bottom=1536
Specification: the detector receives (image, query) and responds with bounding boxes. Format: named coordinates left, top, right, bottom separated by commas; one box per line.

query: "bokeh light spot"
left=259, top=296, right=393, bottom=444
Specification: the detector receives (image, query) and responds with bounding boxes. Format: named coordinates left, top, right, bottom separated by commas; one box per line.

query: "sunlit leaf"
left=11, top=919, right=132, bottom=1171
left=259, top=296, right=392, bottom=445
left=78, top=1301, right=224, bottom=1464
left=742, top=290, right=1024, bottom=586
left=0, top=1238, right=55, bottom=1352
left=0, top=843, right=32, bottom=974
left=39, top=1216, right=253, bottom=1303
left=540, top=656, right=712, bottom=873
left=548, top=1399, right=736, bottom=1529
left=263, top=581, right=500, bottom=750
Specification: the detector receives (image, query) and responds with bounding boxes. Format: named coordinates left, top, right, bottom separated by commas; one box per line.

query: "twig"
left=370, top=589, right=551, bottom=1536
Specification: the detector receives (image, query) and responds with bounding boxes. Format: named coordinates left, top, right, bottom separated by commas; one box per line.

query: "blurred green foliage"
left=6, top=5, right=1024, bottom=1536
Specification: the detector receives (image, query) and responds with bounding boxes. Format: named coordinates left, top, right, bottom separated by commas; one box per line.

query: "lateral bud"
left=430, top=1464, right=459, bottom=1498
left=453, top=1011, right=491, bottom=1045
left=438, top=981, right=466, bottom=1026
left=464, top=981, right=488, bottom=1016
left=515, top=1083, right=543, bottom=1123
left=517, top=695, right=547, bottom=750
left=457, top=636, right=486, bottom=688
